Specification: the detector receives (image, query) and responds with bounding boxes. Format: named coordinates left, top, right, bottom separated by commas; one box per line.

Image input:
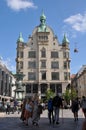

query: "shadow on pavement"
left=0, top=115, right=84, bottom=130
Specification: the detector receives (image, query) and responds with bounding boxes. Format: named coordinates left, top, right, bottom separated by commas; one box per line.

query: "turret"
left=17, top=32, right=24, bottom=43
left=62, top=34, right=69, bottom=47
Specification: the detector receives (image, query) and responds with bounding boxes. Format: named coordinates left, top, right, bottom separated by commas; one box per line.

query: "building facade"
left=16, top=12, right=71, bottom=99
left=71, top=65, right=86, bottom=98
left=0, top=62, right=15, bottom=101
left=77, top=65, right=86, bottom=98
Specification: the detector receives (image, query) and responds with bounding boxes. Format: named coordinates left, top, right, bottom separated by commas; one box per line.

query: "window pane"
left=39, top=36, right=48, bottom=41
left=51, top=72, right=59, bottom=80
left=64, top=72, right=68, bottom=80
left=63, top=52, right=69, bottom=58
left=41, top=61, right=46, bottom=68
left=64, top=61, right=67, bottom=69
left=33, top=84, right=38, bottom=93
left=41, top=50, right=46, bottom=57
left=51, top=61, right=59, bottom=69
left=26, top=84, right=31, bottom=93
left=41, top=71, right=46, bottom=80
left=20, top=61, right=23, bottom=69
left=50, top=84, right=55, bottom=92
left=28, top=72, right=36, bottom=80
left=51, top=51, right=59, bottom=58
left=20, top=51, right=23, bottom=58
left=41, top=84, right=48, bottom=94
left=28, top=51, right=36, bottom=58
left=28, top=61, right=36, bottom=68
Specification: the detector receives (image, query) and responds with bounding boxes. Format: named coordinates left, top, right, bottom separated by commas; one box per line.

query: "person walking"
left=52, top=93, right=63, bottom=124
left=20, top=99, right=27, bottom=122
left=24, top=98, right=33, bottom=126
left=32, top=95, right=42, bottom=126
left=71, top=97, right=79, bottom=121
left=48, top=97, right=53, bottom=124
left=6, top=100, right=10, bottom=114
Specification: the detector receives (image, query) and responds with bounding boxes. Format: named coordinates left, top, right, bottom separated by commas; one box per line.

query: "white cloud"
left=64, top=13, right=86, bottom=32
left=6, top=0, right=37, bottom=11
left=0, top=56, right=16, bottom=73
left=62, top=25, right=77, bottom=39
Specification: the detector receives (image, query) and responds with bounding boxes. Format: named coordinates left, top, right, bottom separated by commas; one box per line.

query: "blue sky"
left=0, top=0, right=86, bottom=74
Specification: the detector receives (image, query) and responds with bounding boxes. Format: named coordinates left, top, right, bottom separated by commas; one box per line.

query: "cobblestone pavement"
left=0, top=109, right=85, bottom=130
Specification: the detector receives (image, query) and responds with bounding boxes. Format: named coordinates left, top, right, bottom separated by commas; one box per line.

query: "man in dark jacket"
left=52, top=93, right=63, bottom=124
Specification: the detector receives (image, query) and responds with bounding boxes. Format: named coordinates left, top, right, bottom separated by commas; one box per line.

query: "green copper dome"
left=38, top=11, right=49, bottom=32
left=62, top=34, right=69, bottom=44
left=17, top=32, right=24, bottom=43
left=40, top=12, right=46, bottom=21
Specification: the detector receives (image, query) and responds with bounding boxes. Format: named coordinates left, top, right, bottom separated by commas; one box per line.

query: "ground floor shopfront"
left=24, top=82, right=69, bottom=100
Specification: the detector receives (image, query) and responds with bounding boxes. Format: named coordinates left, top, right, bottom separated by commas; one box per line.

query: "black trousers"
left=48, top=110, right=53, bottom=123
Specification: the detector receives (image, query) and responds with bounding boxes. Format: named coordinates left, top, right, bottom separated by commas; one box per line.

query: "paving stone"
left=0, top=109, right=85, bottom=130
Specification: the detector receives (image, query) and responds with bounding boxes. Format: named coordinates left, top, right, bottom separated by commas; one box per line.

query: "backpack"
left=48, top=100, right=53, bottom=110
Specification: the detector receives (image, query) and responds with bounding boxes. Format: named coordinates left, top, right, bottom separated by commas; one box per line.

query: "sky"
left=0, top=0, right=86, bottom=74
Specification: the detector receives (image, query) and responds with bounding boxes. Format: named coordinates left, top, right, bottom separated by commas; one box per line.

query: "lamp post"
left=14, top=73, right=25, bottom=101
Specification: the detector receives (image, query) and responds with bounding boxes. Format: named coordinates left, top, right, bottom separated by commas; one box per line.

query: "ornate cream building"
left=16, top=12, right=71, bottom=99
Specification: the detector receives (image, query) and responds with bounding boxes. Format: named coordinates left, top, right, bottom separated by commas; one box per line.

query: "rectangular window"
left=64, top=72, right=68, bottom=80
left=20, top=61, right=23, bottom=69
left=41, top=50, right=46, bottom=57
left=41, top=71, right=46, bottom=80
left=51, top=61, right=59, bottom=69
left=63, top=61, right=67, bottom=69
left=63, top=52, right=69, bottom=58
left=28, top=51, right=36, bottom=58
left=28, top=72, right=36, bottom=80
left=26, top=84, right=31, bottom=93
left=68, top=62, right=70, bottom=69
left=33, top=84, right=38, bottom=93
left=28, top=61, right=36, bottom=68
left=51, top=72, right=59, bottom=80
left=20, top=51, right=23, bottom=58
left=39, top=36, right=48, bottom=41
left=68, top=72, right=70, bottom=80
left=41, top=60, right=46, bottom=68
left=51, top=51, right=59, bottom=58
left=50, top=84, right=55, bottom=92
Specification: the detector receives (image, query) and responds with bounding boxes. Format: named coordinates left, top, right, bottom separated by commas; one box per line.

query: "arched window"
left=41, top=48, right=46, bottom=58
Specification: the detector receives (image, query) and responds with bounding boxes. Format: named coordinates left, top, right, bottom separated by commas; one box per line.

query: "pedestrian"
left=10, top=100, right=14, bottom=114
left=48, top=97, right=53, bottom=124
left=24, top=98, right=33, bottom=126
left=6, top=100, right=10, bottom=114
left=71, top=97, right=79, bottom=121
left=32, top=95, right=42, bottom=126
left=20, top=99, right=27, bottom=122
left=81, top=96, right=86, bottom=118
left=52, top=93, right=63, bottom=124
